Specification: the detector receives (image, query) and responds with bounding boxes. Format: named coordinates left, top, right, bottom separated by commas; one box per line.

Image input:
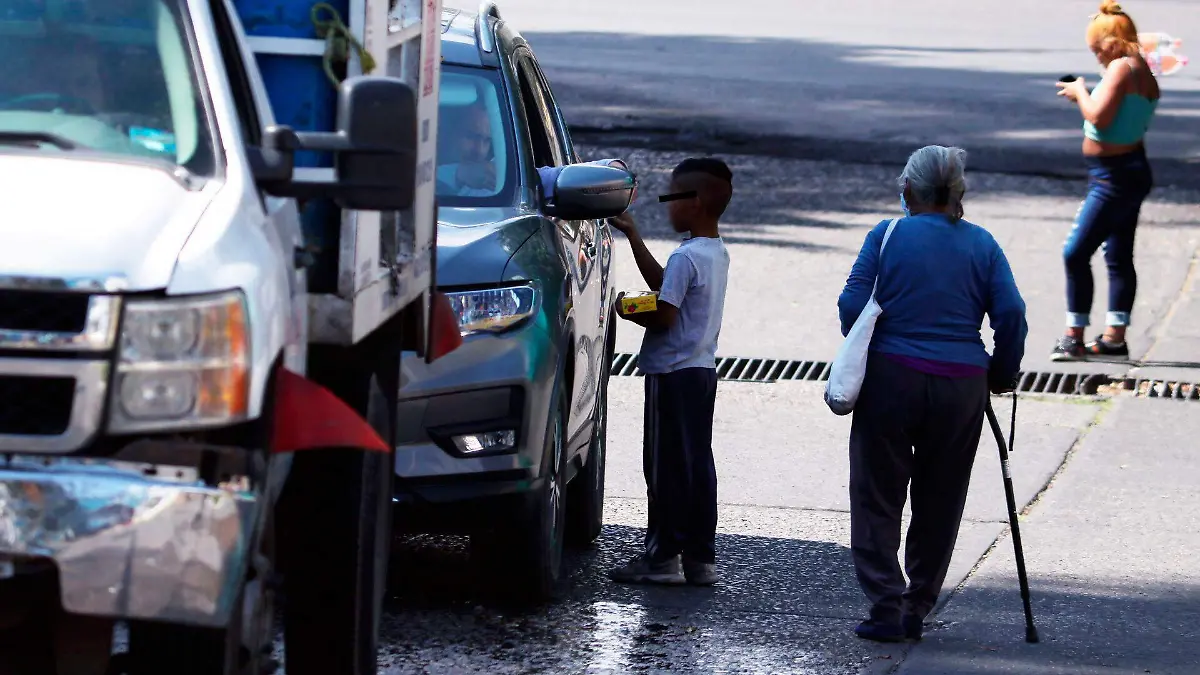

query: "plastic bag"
left=824, top=218, right=899, bottom=416
left=1139, top=32, right=1189, bottom=77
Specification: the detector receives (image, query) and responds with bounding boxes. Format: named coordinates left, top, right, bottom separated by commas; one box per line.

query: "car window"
left=514, top=52, right=564, bottom=170
left=526, top=57, right=574, bottom=164
left=0, top=0, right=215, bottom=175
left=436, top=65, right=516, bottom=206
left=210, top=0, right=260, bottom=146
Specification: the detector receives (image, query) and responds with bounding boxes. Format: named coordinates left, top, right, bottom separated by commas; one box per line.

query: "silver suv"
left=392, top=3, right=634, bottom=602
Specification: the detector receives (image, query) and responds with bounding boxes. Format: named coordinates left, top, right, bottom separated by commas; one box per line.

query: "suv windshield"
left=0, top=0, right=214, bottom=175
left=436, top=65, right=516, bottom=207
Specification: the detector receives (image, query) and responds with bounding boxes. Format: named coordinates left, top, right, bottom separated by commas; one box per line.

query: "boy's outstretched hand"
left=608, top=213, right=637, bottom=237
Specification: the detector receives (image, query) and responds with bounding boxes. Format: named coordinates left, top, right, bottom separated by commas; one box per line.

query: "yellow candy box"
left=618, top=291, right=658, bottom=316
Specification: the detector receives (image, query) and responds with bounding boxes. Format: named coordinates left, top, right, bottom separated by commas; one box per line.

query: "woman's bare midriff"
left=1082, top=137, right=1143, bottom=157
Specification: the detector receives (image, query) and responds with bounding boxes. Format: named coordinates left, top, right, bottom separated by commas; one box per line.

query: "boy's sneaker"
left=609, top=554, right=686, bottom=585
left=1083, top=335, right=1130, bottom=361
left=682, top=558, right=719, bottom=586
left=1050, top=335, right=1085, bottom=361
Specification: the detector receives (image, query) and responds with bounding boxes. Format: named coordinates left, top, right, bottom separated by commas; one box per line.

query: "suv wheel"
left=474, top=387, right=568, bottom=604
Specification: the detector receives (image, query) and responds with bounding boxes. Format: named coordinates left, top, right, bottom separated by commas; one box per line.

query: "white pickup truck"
left=0, top=0, right=450, bottom=673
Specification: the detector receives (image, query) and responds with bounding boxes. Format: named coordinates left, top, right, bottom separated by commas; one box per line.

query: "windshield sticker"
left=128, top=126, right=176, bottom=154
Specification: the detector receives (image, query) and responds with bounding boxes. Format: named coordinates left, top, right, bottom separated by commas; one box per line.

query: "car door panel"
left=525, top=53, right=603, bottom=454
left=511, top=50, right=593, bottom=452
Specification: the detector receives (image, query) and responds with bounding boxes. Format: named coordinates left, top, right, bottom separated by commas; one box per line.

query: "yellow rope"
left=310, top=2, right=377, bottom=89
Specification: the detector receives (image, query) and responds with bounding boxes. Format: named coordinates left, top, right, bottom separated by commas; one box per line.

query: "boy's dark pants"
left=849, top=354, right=987, bottom=623
left=643, top=367, right=718, bottom=564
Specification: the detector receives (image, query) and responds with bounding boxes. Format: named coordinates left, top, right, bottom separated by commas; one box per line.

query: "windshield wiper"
left=0, top=131, right=83, bottom=150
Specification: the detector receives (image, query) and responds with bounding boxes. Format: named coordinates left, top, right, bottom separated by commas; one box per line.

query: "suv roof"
left=440, top=4, right=504, bottom=69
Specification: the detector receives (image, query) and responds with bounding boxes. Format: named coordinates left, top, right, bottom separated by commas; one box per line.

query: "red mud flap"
left=428, top=290, right=462, bottom=362
left=270, top=369, right=390, bottom=454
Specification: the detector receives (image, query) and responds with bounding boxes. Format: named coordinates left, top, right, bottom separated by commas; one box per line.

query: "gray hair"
left=897, top=145, right=968, bottom=220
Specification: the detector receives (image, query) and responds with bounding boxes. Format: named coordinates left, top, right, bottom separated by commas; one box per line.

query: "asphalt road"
left=493, top=0, right=1200, bottom=185
left=358, top=3, right=1200, bottom=671
left=352, top=144, right=1200, bottom=674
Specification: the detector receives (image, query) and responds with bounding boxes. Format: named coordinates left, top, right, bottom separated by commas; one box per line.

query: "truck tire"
left=277, top=374, right=394, bottom=675
left=474, top=387, right=568, bottom=605
left=0, top=612, right=114, bottom=675
left=123, top=597, right=245, bottom=675
left=566, top=325, right=613, bottom=546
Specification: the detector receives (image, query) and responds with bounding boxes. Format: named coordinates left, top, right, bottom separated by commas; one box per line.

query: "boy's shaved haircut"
left=673, top=157, right=734, bottom=218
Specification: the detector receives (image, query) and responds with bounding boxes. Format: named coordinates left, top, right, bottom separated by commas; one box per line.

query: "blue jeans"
left=1063, top=148, right=1153, bottom=329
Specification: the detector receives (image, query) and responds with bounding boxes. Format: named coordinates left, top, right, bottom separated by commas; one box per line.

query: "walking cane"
left=985, top=393, right=1040, bottom=644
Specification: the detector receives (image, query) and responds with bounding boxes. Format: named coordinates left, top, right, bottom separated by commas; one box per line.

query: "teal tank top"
left=1083, top=60, right=1159, bottom=145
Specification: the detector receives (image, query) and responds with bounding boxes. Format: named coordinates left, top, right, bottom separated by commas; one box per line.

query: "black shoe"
left=854, top=618, right=906, bottom=643
left=1084, top=335, right=1130, bottom=361
left=902, top=614, right=924, bottom=641
left=1050, top=335, right=1085, bottom=362
left=608, top=554, right=685, bottom=585
left=682, top=558, right=719, bottom=586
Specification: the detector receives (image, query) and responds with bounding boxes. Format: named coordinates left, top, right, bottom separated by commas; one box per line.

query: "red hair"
left=1087, top=1, right=1141, bottom=56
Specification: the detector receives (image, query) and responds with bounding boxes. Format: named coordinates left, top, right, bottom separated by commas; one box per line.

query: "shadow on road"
left=905, top=578, right=1200, bottom=674
left=529, top=32, right=1200, bottom=190
left=375, top=525, right=871, bottom=672
left=386, top=524, right=858, bottom=614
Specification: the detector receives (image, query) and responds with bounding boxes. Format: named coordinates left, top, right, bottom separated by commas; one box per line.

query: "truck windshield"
left=0, top=0, right=214, bottom=175
left=436, top=65, right=516, bottom=207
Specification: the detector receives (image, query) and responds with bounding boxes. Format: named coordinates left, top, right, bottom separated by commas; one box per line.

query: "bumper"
left=395, top=320, right=557, bottom=495
left=0, top=454, right=257, bottom=627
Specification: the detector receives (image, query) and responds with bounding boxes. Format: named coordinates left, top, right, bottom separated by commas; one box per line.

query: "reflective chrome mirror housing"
left=544, top=160, right=636, bottom=221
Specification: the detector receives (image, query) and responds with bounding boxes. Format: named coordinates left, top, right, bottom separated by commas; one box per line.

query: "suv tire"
left=474, top=386, right=568, bottom=604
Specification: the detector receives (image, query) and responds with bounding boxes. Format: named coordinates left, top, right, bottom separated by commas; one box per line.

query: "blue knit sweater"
left=837, top=214, right=1028, bottom=386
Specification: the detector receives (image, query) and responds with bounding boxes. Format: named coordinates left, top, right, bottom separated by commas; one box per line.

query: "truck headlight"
left=109, top=291, right=249, bottom=432
left=444, top=284, right=539, bottom=337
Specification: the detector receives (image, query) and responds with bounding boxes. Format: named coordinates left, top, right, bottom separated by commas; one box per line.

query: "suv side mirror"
left=543, top=159, right=636, bottom=221
left=253, top=75, right=418, bottom=211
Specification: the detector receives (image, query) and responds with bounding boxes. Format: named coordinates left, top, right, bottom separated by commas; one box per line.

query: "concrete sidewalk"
left=892, top=398, right=1200, bottom=675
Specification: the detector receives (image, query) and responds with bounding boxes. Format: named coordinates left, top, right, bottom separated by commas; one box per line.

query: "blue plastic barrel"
left=232, top=0, right=349, bottom=168
left=231, top=0, right=351, bottom=293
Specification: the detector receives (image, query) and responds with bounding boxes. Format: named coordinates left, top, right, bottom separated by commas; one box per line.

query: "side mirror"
left=253, top=76, right=419, bottom=212
left=543, top=159, right=636, bottom=221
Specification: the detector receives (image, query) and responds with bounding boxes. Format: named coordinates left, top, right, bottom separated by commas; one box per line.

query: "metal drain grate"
left=1014, top=371, right=1110, bottom=396
left=609, top=352, right=1200, bottom=401
left=1105, top=377, right=1200, bottom=400
left=611, top=353, right=829, bottom=383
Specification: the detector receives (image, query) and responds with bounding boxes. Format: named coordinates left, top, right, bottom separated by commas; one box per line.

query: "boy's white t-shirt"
left=637, top=237, right=730, bottom=375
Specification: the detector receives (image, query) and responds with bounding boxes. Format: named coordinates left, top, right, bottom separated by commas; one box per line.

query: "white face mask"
left=900, top=192, right=911, bottom=217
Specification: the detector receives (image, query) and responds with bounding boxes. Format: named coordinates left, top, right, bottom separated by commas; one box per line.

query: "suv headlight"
left=109, top=290, right=249, bottom=432
left=445, top=283, right=539, bottom=337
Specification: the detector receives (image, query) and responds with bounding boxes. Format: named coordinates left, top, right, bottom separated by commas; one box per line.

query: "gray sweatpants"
left=849, top=353, right=988, bottom=623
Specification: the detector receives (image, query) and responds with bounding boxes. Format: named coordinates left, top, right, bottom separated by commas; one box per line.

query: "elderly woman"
left=836, top=145, right=1028, bottom=643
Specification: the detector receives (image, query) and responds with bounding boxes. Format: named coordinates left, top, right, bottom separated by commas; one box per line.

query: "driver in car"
left=437, top=103, right=497, bottom=197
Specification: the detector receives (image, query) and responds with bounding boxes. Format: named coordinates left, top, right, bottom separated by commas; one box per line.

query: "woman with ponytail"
left=1053, top=1, right=1159, bottom=361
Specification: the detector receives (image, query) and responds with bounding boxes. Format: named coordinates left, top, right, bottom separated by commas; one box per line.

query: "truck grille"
left=0, top=375, right=75, bottom=435
left=0, top=290, right=91, bottom=333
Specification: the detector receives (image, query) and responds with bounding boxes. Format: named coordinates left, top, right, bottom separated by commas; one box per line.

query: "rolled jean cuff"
left=1066, top=312, right=1090, bottom=328
left=1106, top=311, right=1131, bottom=327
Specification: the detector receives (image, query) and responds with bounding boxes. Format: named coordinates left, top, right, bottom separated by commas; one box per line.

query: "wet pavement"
left=378, top=517, right=872, bottom=675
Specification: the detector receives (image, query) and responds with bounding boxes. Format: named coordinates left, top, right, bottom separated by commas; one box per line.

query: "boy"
left=607, top=157, right=733, bottom=587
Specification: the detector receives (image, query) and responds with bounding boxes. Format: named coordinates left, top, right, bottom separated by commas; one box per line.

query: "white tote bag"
left=824, top=218, right=899, bottom=416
